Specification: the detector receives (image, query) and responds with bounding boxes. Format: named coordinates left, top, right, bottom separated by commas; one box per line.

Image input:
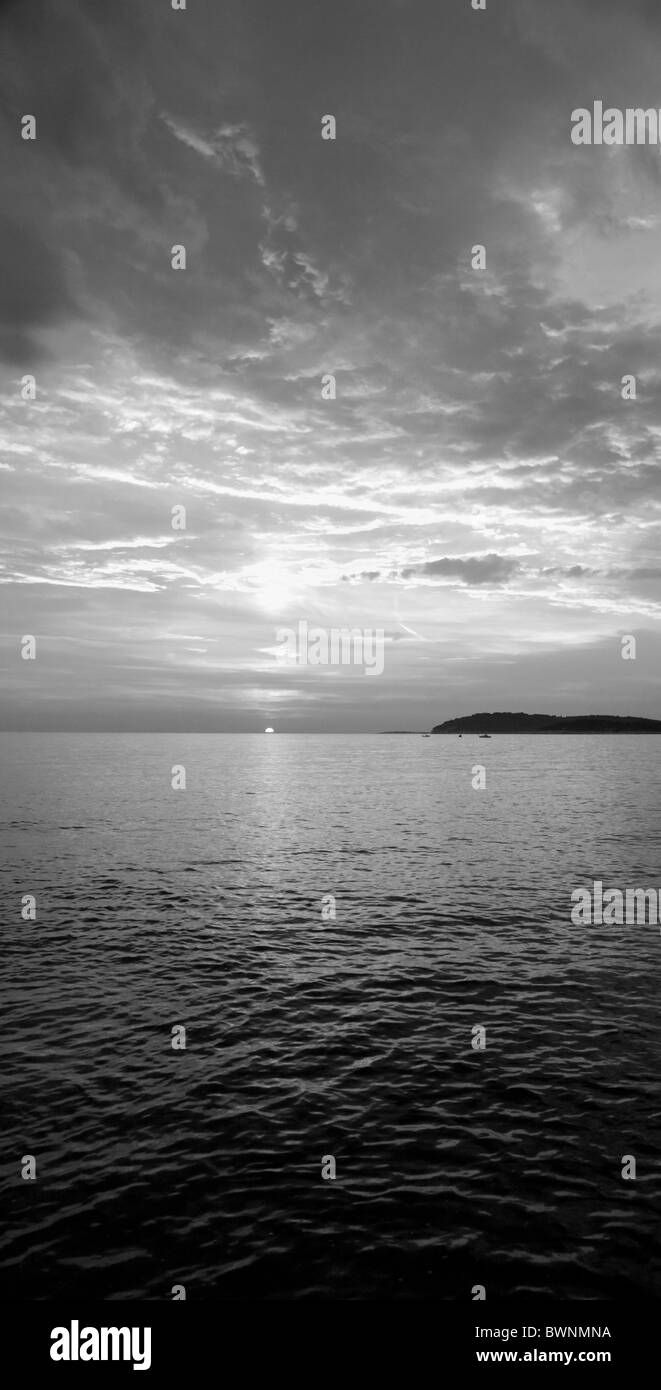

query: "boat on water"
left=479, top=733, right=491, bottom=739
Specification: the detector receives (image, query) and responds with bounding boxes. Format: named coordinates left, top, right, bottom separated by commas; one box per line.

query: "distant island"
left=431, top=712, right=661, bottom=734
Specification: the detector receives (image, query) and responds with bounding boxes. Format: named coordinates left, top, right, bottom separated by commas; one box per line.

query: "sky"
left=2, top=0, right=661, bottom=731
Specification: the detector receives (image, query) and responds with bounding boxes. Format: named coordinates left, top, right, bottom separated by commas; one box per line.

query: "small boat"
left=422, top=733, right=430, bottom=738
left=479, top=733, right=491, bottom=739
left=458, top=733, right=462, bottom=738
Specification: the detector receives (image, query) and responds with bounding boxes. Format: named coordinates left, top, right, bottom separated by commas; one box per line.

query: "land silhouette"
left=431, top=712, right=661, bottom=734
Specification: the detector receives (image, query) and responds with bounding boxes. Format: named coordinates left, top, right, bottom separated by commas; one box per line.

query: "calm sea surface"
left=2, top=733, right=660, bottom=1300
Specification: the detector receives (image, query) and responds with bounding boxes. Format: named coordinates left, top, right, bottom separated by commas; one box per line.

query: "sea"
left=1, top=732, right=660, bottom=1300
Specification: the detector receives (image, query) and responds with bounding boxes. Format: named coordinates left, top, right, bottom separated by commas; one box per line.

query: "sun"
left=253, top=561, right=293, bottom=614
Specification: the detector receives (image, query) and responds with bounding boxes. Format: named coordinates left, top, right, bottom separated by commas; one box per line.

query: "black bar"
left=1, top=1300, right=655, bottom=1376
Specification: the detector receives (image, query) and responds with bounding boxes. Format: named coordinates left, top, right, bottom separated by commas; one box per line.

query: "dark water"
left=2, top=732, right=660, bottom=1300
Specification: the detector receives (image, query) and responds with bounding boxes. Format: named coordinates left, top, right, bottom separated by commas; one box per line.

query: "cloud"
left=343, top=555, right=520, bottom=588
left=541, top=565, right=595, bottom=578
left=162, top=115, right=265, bottom=186
left=400, top=555, right=521, bottom=586
left=0, top=218, right=79, bottom=364
left=1, top=0, right=661, bottom=728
